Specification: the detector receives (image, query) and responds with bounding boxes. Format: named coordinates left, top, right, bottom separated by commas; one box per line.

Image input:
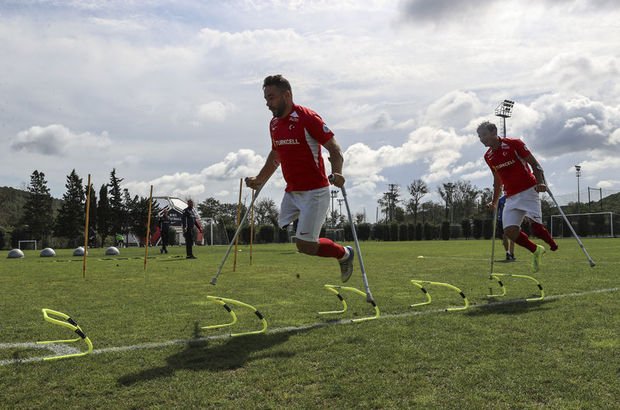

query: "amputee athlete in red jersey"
left=246, top=75, right=355, bottom=282
left=478, top=121, right=557, bottom=273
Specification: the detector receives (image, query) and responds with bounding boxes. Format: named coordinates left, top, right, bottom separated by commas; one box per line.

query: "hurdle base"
left=319, top=284, right=379, bottom=322
left=410, top=280, right=469, bottom=312
left=488, top=273, right=545, bottom=302
left=203, top=296, right=268, bottom=337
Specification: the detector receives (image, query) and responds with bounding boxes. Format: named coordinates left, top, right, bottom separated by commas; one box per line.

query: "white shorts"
left=503, top=186, right=542, bottom=228
left=278, top=187, right=330, bottom=242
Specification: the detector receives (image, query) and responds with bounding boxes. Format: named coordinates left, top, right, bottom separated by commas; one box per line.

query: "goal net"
left=550, top=211, right=619, bottom=238
left=18, top=239, right=38, bottom=250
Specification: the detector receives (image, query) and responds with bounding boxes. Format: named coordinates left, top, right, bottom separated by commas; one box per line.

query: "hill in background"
left=0, top=186, right=62, bottom=229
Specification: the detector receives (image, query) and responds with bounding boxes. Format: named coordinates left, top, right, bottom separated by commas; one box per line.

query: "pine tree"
left=108, top=168, right=124, bottom=235
left=19, top=170, right=54, bottom=241
left=97, top=184, right=111, bottom=245
left=54, top=169, right=85, bottom=240
left=86, top=183, right=97, bottom=246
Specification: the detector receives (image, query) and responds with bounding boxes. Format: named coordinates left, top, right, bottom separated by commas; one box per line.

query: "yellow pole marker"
left=410, top=280, right=469, bottom=311
left=319, top=284, right=379, bottom=322
left=144, top=185, right=153, bottom=272
left=82, top=174, right=92, bottom=279
left=37, top=308, right=93, bottom=361
left=249, top=189, right=255, bottom=266
left=203, top=296, right=267, bottom=337
left=489, top=273, right=545, bottom=302
left=233, top=178, right=242, bottom=272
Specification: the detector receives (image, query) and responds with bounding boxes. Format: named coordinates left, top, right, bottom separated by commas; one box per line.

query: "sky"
left=1, top=0, right=619, bottom=219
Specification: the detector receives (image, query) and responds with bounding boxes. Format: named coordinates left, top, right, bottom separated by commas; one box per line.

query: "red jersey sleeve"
left=506, top=138, right=532, bottom=160
left=303, top=110, right=334, bottom=144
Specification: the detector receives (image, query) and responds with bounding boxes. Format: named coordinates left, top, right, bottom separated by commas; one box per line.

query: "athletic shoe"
left=505, top=252, right=511, bottom=261
left=507, top=253, right=516, bottom=262
left=186, top=255, right=197, bottom=259
left=339, top=246, right=354, bottom=283
left=531, top=245, right=545, bottom=273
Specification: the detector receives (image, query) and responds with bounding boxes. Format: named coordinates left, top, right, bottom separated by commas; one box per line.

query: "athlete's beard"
left=271, top=100, right=287, bottom=118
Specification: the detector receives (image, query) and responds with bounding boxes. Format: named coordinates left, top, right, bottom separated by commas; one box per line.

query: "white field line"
left=1, top=287, right=617, bottom=367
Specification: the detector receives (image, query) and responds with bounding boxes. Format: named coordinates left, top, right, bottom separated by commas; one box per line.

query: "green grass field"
left=1, top=238, right=618, bottom=409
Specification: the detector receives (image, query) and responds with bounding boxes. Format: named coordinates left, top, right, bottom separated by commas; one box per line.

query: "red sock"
left=531, top=222, right=558, bottom=251
left=316, top=238, right=346, bottom=259
left=514, top=231, right=538, bottom=253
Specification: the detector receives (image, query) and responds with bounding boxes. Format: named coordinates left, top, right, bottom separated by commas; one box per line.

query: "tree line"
left=7, top=169, right=159, bottom=249
left=4, top=171, right=618, bottom=249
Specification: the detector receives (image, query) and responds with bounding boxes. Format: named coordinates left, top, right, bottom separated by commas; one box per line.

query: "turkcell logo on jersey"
left=495, top=159, right=516, bottom=170
left=322, top=124, right=331, bottom=134
left=275, top=138, right=301, bottom=146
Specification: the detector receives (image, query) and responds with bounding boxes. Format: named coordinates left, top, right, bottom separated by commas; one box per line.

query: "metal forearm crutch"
left=331, top=177, right=375, bottom=304
left=545, top=185, right=595, bottom=267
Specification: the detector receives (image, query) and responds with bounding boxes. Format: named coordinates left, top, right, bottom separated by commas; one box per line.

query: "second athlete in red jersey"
left=269, top=104, right=334, bottom=192
left=484, top=138, right=537, bottom=197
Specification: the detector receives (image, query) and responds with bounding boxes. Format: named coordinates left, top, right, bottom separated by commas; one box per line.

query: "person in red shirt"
left=246, top=74, right=354, bottom=282
left=477, top=121, right=558, bottom=272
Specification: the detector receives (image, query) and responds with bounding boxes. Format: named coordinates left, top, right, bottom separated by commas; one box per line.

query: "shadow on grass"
left=465, top=298, right=558, bottom=316
left=118, top=322, right=304, bottom=386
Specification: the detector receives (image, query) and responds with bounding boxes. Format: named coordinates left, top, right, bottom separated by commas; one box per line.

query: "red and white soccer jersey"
left=269, top=104, right=334, bottom=192
left=484, top=138, right=537, bottom=197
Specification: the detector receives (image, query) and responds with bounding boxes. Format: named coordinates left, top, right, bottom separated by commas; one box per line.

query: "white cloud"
left=596, top=180, right=620, bottom=189
left=424, top=90, right=483, bottom=130
left=535, top=53, right=620, bottom=100
left=10, top=124, right=111, bottom=156
left=196, top=101, right=237, bottom=123
left=522, top=94, right=620, bottom=156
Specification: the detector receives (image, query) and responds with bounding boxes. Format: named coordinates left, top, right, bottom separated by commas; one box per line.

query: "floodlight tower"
left=330, top=189, right=339, bottom=227
left=575, top=165, right=582, bottom=212
left=494, top=99, right=515, bottom=138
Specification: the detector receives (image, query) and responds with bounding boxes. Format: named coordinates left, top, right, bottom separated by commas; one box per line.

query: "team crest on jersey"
left=323, top=124, right=331, bottom=133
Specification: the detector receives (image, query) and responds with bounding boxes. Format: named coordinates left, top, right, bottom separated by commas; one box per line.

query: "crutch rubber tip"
left=209, top=278, right=217, bottom=285
left=589, top=262, right=596, bottom=267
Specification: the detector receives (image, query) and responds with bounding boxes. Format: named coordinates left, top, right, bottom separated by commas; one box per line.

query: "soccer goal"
left=550, top=211, right=618, bottom=238
left=18, top=239, right=38, bottom=250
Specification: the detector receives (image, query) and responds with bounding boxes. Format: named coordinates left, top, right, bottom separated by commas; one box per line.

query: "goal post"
left=18, top=239, right=38, bottom=250
left=550, top=211, right=617, bottom=238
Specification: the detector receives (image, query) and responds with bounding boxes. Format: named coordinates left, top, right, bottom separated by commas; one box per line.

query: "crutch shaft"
left=211, top=186, right=263, bottom=285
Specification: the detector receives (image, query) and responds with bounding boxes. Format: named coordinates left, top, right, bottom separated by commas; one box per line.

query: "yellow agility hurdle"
left=318, top=285, right=379, bottom=322
left=410, top=280, right=469, bottom=312
left=203, top=296, right=268, bottom=337
left=488, top=273, right=545, bottom=302
left=37, top=308, right=93, bottom=361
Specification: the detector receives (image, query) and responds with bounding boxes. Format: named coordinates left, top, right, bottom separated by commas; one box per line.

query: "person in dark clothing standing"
left=158, top=209, right=171, bottom=254
left=182, top=199, right=202, bottom=259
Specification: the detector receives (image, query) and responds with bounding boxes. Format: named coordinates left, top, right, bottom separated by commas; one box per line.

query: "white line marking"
left=1, top=287, right=617, bottom=366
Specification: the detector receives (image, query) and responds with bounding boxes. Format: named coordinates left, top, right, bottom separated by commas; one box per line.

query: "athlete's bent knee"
left=296, top=240, right=319, bottom=255
left=503, top=225, right=520, bottom=241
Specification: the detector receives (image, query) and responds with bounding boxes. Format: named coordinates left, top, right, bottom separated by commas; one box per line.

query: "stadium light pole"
left=330, top=189, right=338, bottom=227
left=575, top=165, right=582, bottom=212
left=494, top=99, right=515, bottom=137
